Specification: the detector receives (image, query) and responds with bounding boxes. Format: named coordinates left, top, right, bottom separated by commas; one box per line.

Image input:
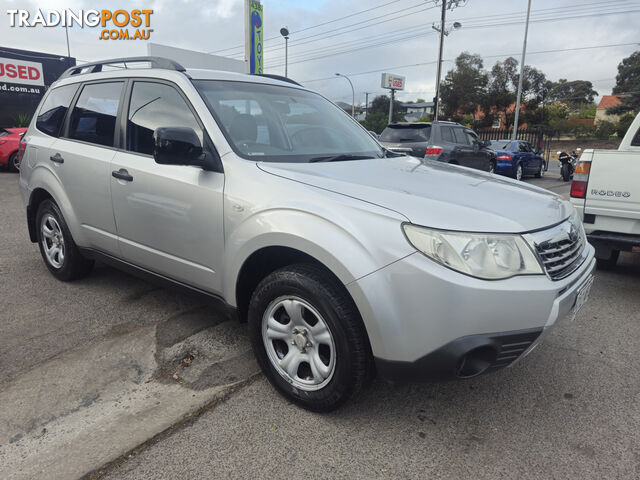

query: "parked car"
left=0, top=127, right=27, bottom=171
left=379, top=121, right=496, bottom=172
left=489, top=139, right=545, bottom=180
left=19, top=57, right=595, bottom=411
left=570, top=111, right=640, bottom=269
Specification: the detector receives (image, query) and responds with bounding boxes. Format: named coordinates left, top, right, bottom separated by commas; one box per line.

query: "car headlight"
left=402, top=224, right=543, bottom=280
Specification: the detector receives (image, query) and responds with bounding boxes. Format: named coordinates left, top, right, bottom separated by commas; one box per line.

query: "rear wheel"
left=561, top=163, right=571, bottom=182
left=8, top=152, right=19, bottom=172
left=36, top=200, right=94, bottom=281
left=248, top=264, right=372, bottom=412
left=515, top=164, right=523, bottom=181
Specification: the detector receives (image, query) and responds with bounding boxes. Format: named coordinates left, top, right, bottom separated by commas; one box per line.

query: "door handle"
left=50, top=153, right=64, bottom=164
left=112, top=168, right=134, bottom=182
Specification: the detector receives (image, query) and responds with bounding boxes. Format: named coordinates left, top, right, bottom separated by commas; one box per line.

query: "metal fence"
left=476, top=127, right=554, bottom=161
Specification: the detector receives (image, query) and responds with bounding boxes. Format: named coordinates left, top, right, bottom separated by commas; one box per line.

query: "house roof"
left=597, top=95, right=625, bottom=110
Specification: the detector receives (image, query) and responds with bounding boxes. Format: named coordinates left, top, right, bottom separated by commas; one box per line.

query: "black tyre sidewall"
left=8, top=152, right=18, bottom=172
left=248, top=266, right=369, bottom=412
left=561, top=164, right=570, bottom=181
left=36, top=200, right=93, bottom=281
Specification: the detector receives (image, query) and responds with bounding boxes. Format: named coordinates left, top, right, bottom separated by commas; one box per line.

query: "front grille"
left=531, top=218, right=587, bottom=280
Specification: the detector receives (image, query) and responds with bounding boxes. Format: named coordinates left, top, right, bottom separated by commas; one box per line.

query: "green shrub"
left=593, top=120, right=616, bottom=139
left=616, top=113, right=635, bottom=137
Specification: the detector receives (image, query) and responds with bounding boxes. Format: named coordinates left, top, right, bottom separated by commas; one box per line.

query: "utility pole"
left=433, top=0, right=446, bottom=121
left=364, top=92, right=371, bottom=119
left=388, top=89, right=395, bottom=124
left=64, top=24, right=71, bottom=57
left=512, top=0, right=532, bottom=139
left=280, top=27, right=290, bottom=77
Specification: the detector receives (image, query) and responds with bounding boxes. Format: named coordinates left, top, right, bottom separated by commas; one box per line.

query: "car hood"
left=257, top=156, right=571, bottom=233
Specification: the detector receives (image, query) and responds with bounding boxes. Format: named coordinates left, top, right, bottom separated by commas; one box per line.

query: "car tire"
left=535, top=162, right=544, bottom=178
left=489, top=161, right=496, bottom=174
left=515, top=164, right=523, bottom=181
left=36, top=199, right=94, bottom=281
left=248, top=263, right=372, bottom=412
left=595, top=249, right=619, bottom=270
left=8, top=152, right=19, bottom=172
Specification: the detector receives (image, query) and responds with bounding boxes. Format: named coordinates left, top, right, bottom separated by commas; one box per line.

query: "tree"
left=608, top=51, right=640, bottom=115
left=367, top=95, right=404, bottom=122
left=439, top=52, right=487, bottom=119
left=616, top=113, right=635, bottom=137
left=360, top=112, right=389, bottom=134
left=483, top=57, right=518, bottom=126
left=547, top=79, right=598, bottom=110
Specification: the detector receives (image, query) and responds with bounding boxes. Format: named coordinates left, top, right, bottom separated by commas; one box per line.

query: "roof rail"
left=59, top=56, right=186, bottom=79
left=256, top=73, right=302, bottom=86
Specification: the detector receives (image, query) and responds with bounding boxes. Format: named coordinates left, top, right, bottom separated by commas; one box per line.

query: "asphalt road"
left=1, top=166, right=639, bottom=479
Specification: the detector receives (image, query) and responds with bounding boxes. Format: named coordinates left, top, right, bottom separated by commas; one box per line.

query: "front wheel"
left=248, top=264, right=372, bottom=412
left=489, top=161, right=496, bottom=174
left=535, top=162, right=544, bottom=178
left=561, top=163, right=571, bottom=182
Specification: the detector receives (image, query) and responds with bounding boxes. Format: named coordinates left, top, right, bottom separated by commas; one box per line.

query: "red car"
left=0, top=127, right=27, bottom=171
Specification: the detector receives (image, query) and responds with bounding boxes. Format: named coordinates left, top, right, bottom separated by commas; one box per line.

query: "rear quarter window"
left=35, top=84, right=79, bottom=137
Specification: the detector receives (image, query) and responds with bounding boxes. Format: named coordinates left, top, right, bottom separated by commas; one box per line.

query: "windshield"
left=193, top=80, right=383, bottom=163
left=489, top=140, right=512, bottom=150
left=379, top=125, right=431, bottom=143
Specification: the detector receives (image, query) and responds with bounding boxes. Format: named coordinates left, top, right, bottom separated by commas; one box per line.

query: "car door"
left=452, top=127, right=473, bottom=167
left=464, top=130, right=489, bottom=171
left=110, top=79, right=225, bottom=293
left=519, top=141, right=536, bottom=174
left=49, top=81, right=125, bottom=254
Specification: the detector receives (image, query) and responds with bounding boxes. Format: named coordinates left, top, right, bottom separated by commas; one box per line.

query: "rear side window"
left=441, top=126, right=454, bottom=143
left=631, top=126, right=640, bottom=147
left=68, top=82, right=123, bottom=147
left=36, top=84, right=78, bottom=137
left=453, top=128, right=469, bottom=145
left=379, top=125, right=431, bottom=143
left=127, top=81, right=203, bottom=156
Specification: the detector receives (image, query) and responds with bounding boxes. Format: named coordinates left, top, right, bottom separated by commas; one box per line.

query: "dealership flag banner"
left=244, top=0, right=263, bottom=74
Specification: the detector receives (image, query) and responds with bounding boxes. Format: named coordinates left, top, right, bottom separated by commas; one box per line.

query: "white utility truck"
left=570, top=112, right=640, bottom=268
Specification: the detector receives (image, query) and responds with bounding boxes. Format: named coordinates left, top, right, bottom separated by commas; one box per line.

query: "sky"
left=1, top=0, right=639, bottom=106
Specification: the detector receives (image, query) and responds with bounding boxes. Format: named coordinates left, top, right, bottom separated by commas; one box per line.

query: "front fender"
left=222, top=207, right=414, bottom=307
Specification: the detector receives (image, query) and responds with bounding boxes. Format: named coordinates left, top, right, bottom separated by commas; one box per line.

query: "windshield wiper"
left=309, top=154, right=373, bottom=163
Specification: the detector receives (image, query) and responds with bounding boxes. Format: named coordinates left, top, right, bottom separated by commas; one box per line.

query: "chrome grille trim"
left=525, top=216, right=588, bottom=281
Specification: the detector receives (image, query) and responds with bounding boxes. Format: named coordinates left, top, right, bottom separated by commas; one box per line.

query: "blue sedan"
left=489, top=140, right=545, bottom=181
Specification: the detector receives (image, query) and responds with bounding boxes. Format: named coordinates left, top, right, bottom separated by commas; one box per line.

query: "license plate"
left=572, top=276, right=594, bottom=319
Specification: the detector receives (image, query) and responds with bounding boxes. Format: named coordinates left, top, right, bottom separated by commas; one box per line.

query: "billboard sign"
left=0, top=57, right=44, bottom=87
left=381, top=73, right=405, bottom=91
left=244, top=0, right=263, bottom=74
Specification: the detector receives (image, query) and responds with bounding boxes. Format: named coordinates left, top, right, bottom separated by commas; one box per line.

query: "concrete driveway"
left=1, top=166, right=639, bottom=480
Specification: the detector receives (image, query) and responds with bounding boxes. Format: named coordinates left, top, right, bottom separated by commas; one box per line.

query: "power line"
left=208, top=0, right=411, bottom=54
left=299, top=42, right=639, bottom=85
left=269, top=7, right=640, bottom=69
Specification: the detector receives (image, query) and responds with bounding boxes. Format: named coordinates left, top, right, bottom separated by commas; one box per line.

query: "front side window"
left=465, top=131, right=479, bottom=146
left=127, top=82, right=203, bottom=156
left=36, top=84, right=78, bottom=137
left=68, top=82, right=123, bottom=147
left=194, top=80, right=383, bottom=163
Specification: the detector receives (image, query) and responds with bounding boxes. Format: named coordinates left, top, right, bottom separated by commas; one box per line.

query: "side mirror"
left=153, top=127, right=204, bottom=167
left=480, top=139, right=491, bottom=148
left=535, top=149, right=542, bottom=155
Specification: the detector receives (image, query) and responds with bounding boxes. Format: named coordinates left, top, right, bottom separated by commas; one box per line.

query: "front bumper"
left=346, top=245, right=596, bottom=381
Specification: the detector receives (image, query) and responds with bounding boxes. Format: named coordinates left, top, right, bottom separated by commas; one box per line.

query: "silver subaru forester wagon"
left=18, top=57, right=595, bottom=411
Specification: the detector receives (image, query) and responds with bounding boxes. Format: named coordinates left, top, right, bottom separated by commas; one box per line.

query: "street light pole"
left=335, top=73, right=355, bottom=117
left=280, top=27, right=289, bottom=77
left=364, top=92, right=371, bottom=119
left=512, top=0, right=532, bottom=139
left=433, top=0, right=447, bottom=121
left=64, top=24, right=71, bottom=57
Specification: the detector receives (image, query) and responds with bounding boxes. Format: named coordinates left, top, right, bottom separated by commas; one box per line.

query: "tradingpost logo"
left=7, top=9, right=154, bottom=40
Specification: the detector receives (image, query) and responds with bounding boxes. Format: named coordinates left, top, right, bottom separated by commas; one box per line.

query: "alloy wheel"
left=41, top=214, right=65, bottom=269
